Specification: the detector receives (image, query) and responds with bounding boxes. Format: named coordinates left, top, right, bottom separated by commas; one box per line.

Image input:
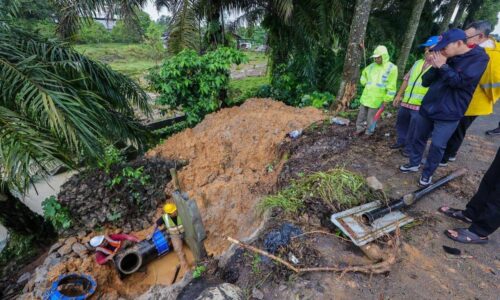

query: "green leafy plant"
left=42, top=196, right=72, bottom=230
left=193, top=265, right=207, bottom=279
left=300, top=91, right=335, bottom=109
left=98, top=145, right=124, bottom=174
left=251, top=254, right=262, bottom=274
left=149, top=47, right=247, bottom=126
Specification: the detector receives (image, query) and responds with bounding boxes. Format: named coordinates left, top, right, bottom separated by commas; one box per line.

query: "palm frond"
left=167, top=0, right=200, bottom=54
left=0, top=27, right=151, bottom=191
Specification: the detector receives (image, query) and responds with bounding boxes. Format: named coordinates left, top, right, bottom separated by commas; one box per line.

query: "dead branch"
left=227, top=227, right=400, bottom=275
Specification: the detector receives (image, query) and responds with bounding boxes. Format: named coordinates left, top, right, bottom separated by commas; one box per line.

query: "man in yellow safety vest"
left=154, top=202, right=188, bottom=269
left=391, top=36, right=440, bottom=157
left=356, top=45, right=398, bottom=135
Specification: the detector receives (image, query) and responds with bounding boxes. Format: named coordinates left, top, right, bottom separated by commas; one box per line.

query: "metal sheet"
left=331, top=201, right=414, bottom=246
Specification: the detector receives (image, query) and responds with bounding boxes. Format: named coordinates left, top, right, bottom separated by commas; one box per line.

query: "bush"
left=42, top=196, right=73, bottom=231
left=300, top=91, right=335, bottom=109
left=149, top=48, right=247, bottom=125
left=76, top=20, right=112, bottom=44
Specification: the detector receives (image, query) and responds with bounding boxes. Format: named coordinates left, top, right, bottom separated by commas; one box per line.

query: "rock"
left=71, top=242, right=88, bottom=258
left=57, top=240, right=75, bottom=256
left=44, top=253, right=62, bottom=269
left=366, top=176, right=384, bottom=191
left=278, top=285, right=287, bottom=292
left=77, top=231, right=87, bottom=239
left=48, top=242, right=63, bottom=254
left=251, top=288, right=264, bottom=300
left=17, top=272, right=31, bottom=285
left=196, top=283, right=245, bottom=300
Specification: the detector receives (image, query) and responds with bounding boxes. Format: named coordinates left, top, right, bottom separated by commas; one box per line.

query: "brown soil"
left=148, top=98, right=325, bottom=256
left=215, top=111, right=500, bottom=300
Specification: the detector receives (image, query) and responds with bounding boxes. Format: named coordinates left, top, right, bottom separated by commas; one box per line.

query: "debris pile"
left=58, top=157, right=179, bottom=233
left=149, top=98, right=325, bottom=255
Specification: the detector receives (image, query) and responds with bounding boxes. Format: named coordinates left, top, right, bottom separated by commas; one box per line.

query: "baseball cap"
left=432, top=29, right=467, bottom=51
left=419, top=36, right=440, bottom=48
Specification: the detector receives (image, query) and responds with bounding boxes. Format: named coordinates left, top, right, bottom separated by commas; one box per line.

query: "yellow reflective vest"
left=402, top=59, right=431, bottom=106
left=162, top=214, right=184, bottom=234
left=359, top=46, right=398, bottom=109
left=465, top=39, right=500, bottom=116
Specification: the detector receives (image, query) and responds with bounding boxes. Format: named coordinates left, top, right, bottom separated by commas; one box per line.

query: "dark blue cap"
left=432, top=29, right=467, bottom=51
left=419, top=36, right=440, bottom=48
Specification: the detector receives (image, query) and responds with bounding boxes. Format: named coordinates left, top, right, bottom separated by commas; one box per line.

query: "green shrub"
left=77, top=20, right=112, bottom=44
left=97, top=145, right=124, bottom=174
left=42, top=196, right=72, bottom=231
left=0, top=232, right=38, bottom=276
left=149, top=48, right=247, bottom=125
left=300, top=91, right=335, bottom=109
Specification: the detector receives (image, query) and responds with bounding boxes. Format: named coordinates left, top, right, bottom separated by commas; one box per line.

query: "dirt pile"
left=148, top=98, right=325, bottom=255
left=58, top=157, right=179, bottom=233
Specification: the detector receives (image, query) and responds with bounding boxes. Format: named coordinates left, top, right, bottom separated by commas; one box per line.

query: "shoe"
left=419, top=175, right=432, bottom=187
left=390, top=143, right=404, bottom=149
left=399, top=164, right=419, bottom=173
left=439, top=162, right=448, bottom=167
left=400, top=149, right=410, bottom=157
left=448, top=156, right=456, bottom=162
left=485, top=126, right=500, bottom=136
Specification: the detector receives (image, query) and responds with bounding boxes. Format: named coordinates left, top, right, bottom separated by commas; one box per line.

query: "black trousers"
left=464, top=147, right=500, bottom=237
left=443, top=116, right=477, bottom=162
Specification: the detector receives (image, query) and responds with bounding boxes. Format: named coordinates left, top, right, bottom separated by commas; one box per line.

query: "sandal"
left=438, top=206, right=472, bottom=224
left=445, top=228, right=488, bottom=244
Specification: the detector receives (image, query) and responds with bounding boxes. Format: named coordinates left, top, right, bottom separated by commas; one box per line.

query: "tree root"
left=227, top=227, right=400, bottom=276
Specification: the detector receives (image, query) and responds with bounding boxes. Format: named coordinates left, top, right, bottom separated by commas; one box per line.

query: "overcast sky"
left=143, top=3, right=500, bottom=35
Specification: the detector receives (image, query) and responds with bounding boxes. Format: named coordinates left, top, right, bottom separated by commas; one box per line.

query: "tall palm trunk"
left=334, top=0, right=374, bottom=111
left=0, top=189, right=55, bottom=241
left=396, top=0, right=427, bottom=80
left=439, top=0, right=460, bottom=33
left=452, top=0, right=467, bottom=28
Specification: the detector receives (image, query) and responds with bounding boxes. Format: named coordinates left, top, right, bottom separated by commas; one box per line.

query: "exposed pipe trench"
left=114, top=230, right=170, bottom=275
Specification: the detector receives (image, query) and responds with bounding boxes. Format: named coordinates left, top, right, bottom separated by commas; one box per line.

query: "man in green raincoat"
left=356, top=45, right=398, bottom=135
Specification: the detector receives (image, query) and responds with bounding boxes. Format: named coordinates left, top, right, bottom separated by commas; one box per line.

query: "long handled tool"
left=331, top=168, right=466, bottom=246
left=367, top=103, right=385, bottom=132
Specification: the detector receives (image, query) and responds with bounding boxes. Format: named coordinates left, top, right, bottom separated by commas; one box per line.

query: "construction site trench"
left=15, top=98, right=500, bottom=299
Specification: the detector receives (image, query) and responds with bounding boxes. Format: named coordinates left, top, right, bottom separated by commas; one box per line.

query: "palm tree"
left=334, top=0, right=374, bottom=111
left=439, top=0, right=460, bottom=33
left=1, top=0, right=150, bottom=239
left=396, top=0, right=427, bottom=80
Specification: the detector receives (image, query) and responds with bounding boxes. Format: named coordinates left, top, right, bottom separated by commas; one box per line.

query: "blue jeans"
left=395, top=107, right=420, bottom=153
left=409, top=114, right=459, bottom=178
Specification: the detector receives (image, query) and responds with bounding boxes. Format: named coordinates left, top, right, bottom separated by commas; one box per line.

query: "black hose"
left=362, top=168, right=466, bottom=224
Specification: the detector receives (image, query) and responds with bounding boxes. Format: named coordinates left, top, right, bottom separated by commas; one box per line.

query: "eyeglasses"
left=466, top=33, right=482, bottom=40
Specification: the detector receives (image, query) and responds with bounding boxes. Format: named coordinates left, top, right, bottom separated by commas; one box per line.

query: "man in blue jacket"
left=400, top=29, right=489, bottom=186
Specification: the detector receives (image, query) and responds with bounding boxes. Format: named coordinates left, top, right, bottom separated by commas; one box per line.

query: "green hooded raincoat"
left=359, top=45, right=398, bottom=109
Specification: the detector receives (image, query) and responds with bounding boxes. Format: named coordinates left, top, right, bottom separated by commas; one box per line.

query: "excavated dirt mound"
left=148, top=98, right=325, bottom=255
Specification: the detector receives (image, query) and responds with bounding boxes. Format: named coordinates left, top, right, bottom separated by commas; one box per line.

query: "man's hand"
left=430, top=52, right=447, bottom=68
left=393, top=95, right=402, bottom=108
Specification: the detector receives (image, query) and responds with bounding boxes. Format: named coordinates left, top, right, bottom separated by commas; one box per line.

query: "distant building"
left=93, top=11, right=118, bottom=30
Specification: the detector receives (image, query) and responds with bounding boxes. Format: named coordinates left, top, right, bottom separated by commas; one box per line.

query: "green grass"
left=228, top=75, right=270, bottom=105
left=229, top=75, right=269, bottom=91
left=258, top=168, right=375, bottom=215
left=74, top=43, right=160, bottom=80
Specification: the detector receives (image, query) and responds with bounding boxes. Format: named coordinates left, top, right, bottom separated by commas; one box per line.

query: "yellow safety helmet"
left=163, top=203, right=177, bottom=214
